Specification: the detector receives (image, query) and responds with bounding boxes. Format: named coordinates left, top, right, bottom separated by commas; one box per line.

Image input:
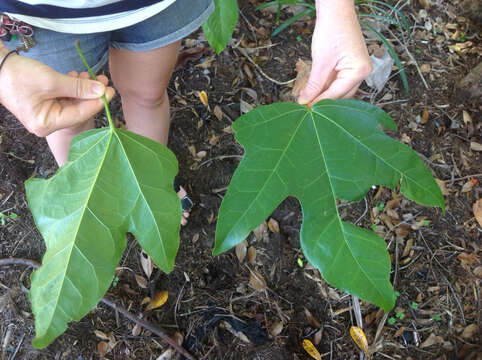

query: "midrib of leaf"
left=310, top=112, right=387, bottom=301
left=312, top=107, right=429, bottom=195
left=113, top=130, right=168, bottom=263
left=46, top=129, right=114, bottom=326
left=225, top=111, right=309, bottom=241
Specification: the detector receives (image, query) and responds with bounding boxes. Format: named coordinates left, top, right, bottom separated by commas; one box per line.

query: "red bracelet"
left=0, top=49, right=18, bottom=72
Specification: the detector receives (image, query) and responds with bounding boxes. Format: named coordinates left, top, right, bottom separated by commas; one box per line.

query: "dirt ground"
left=0, top=0, right=481, bottom=359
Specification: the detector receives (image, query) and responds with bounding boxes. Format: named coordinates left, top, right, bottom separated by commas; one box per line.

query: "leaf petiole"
left=74, top=40, right=114, bottom=130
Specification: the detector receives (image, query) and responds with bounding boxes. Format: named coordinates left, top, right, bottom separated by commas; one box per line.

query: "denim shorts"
left=5, top=0, right=214, bottom=74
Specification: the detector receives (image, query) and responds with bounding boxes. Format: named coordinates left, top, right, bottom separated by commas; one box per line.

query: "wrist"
left=315, top=0, right=355, bottom=13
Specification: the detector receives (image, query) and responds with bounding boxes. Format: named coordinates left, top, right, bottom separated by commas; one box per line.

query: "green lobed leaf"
left=214, top=99, right=444, bottom=311
left=26, top=127, right=181, bottom=348
left=202, top=0, right=239, bottom=54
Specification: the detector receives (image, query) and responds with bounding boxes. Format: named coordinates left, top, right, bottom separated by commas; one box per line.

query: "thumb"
left=53, top=73, right=106, bottom=99
left=298, top=61, right=330, bottom=105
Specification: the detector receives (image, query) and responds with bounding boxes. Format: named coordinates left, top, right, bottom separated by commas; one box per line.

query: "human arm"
left=0, top=41, right=115, bottom=137
left=298, top=0, right=372, bottom=106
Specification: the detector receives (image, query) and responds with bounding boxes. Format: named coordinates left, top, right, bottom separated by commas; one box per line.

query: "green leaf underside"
left=26, top=128, right=181, bottom=348
left=202, top=0, right=239, bottom=54
left=214, top=99, right=444, bottom=311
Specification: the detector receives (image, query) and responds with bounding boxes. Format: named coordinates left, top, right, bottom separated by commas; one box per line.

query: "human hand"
left=0, top=46, right=115, bottom=137
left=298, top=0, right=372, bottom=106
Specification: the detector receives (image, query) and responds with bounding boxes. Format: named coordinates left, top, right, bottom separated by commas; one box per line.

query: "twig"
left=438, top=270, right=466, bottom=326
left=235, top=46, right=296, bottom=85
left=9, top=332, right=25, bottom=360
left=0, top=258, right=196, bottom=360
left=354, top=198, right=369, bottom=225
left=444, top=174, right=482, bottom=182
left=198, top=155, right=243, bottom=168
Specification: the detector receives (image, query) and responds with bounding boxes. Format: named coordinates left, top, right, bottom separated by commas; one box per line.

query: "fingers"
left=297, top=60, right=331, bottom=105
left=309, top=78, right=362, bottom=106
left=52, top=71, right=106, bottom=99
left=52, top=87, right=115, bottom=129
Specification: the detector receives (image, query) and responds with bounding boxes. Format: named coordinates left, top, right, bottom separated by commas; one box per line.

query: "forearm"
left=315, top=0, right=357, bottom=23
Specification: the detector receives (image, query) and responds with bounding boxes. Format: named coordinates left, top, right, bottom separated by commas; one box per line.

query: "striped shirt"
left=0, top=0, right=177, bottom=33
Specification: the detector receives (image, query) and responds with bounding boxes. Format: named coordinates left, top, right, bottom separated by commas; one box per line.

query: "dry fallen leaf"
left=421, top=108, right=429, bottom=123
left=402, top=238, right=413, bottom=257
left=249, top=270, right=267, bottom=291
left=350, top=326, right=369, bottom=354
left=313, top=328, right=323, bottom=345
left=435, top=178, right=450, bottom=196
left=470, top=142, right=482, bottom=151
left=145, top=290, right=168, bottom=311
left=473, top=266, right=482, bottom=278
left=247, top=246, right=257, bottom=265
left=268, top=218, right=280, bottom=233
left=197, top=90, right=209, bottom=108
left=461, top=324, right=477, bottom=339
left=292, top=59, right=312, bottom=97
left=473, top=198, right=482, bottom=227
left=94, top=330, right=110, bottom=341
left=253, top=221, right=268, bottom=241
left=132, top=323, right=141, bottom=336
left=462, top=110, right=472, bottom=124
left=236, top=240, right=248, bottom=263
left=302, top=339, right=321, bottom=360
left=214, top=105, right=224, bottom=120
left=304, top=307, right=321, bottom=328
left=156, top=348, right=176, bottom=360
left=97, top=341, right=110, bottom=357
left=269, top=321, right=284, bottom=336
left=140, top=250, right=153, bottom=279
left=135, top=274, right=148, bottom=289
left=420, top=332, right=444, bottom=348
left=461, top=179, right=476, bottom=193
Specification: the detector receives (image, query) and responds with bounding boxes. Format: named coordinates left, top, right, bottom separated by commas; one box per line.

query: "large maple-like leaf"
left=214, top=99, right=444, bottom=311
left=26, top=127, right=181, bottom=348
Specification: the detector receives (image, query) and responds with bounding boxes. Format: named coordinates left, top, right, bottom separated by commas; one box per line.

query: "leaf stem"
left=74, top=40, right=114, bottom=130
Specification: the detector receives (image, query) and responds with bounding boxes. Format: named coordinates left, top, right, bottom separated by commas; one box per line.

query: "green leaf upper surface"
left=202, top=0, right=239, bottom=54
left=214, top=99, right=444, bottom=311
left=26, top=128, right=181, bottom=348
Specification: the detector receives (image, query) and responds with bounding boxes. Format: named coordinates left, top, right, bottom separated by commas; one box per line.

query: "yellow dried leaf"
left=253, top=221, right=267, bottom=241
left=350, top=326, right=369, bottom=354
left=145, top=290, right=168, bottom=311
left=197, top=90, right=209, bottom=108
left=461, top=324, right=477, bottom=339
left=268, top=218, right=280, bottom=233
left=421, top=108, right=429, bottom=123
left=302, top=339, right=321, bottom=360
left=473, top=198, right=482, bottom=227
left=141, top=296, right=151, bottom=305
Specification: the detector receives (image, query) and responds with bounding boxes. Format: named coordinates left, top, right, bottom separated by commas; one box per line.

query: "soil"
left=0, top=1, right=481, bottom=359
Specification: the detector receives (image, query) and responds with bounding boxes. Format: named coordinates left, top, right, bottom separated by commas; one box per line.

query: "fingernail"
left=92, top=82, right=104, bottom=95
left=298, top=97, right=308, bottom=105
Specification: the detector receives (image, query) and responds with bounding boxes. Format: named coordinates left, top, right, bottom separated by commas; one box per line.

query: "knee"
left=119, top=87, right=169, bottom=110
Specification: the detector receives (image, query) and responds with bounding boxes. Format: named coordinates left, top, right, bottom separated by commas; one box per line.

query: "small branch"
left=235, top=46, right=296, bottom=85
left=100, top=298, right=196, bottom=360
left=0, top=258, right=196, bottom=360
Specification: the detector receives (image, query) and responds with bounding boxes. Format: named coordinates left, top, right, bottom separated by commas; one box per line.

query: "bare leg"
left=109, top=41, right=190, bottom=225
